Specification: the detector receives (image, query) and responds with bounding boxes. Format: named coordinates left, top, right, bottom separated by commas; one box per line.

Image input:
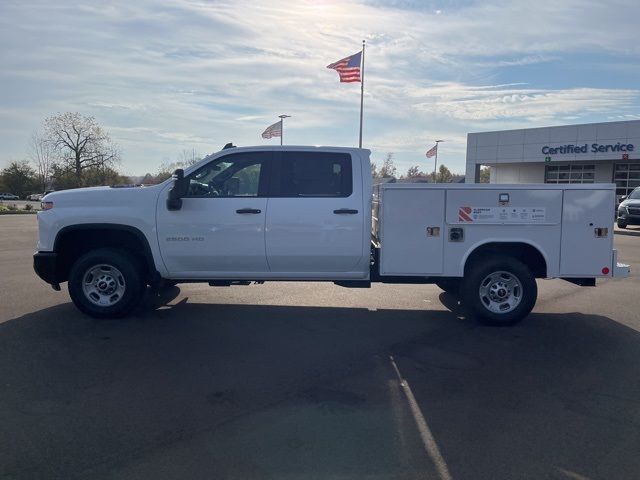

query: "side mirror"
left=167, top=169, right=188, bottom=211
left=620, top=195, right=628, bottom=202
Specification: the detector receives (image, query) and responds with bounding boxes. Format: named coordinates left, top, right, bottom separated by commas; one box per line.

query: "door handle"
left=333, top=208, right=358, bottom=214
left=236, top=208, right=262, bottom=214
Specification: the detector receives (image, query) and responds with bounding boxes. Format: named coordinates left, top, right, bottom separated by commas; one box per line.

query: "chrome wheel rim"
left=82, top=264, right=126, bottom=307
left=478, top=270, right=522, bottom=314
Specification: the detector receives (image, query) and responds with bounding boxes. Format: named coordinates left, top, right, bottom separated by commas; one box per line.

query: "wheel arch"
left=53, top=223, right=159, bottom=283
left=462, top=240, right=549, bottom=278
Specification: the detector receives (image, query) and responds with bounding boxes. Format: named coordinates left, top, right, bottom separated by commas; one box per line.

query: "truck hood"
left=43, top=184, right=164, bottom=208
left=620, top=199, right=640, bottom=208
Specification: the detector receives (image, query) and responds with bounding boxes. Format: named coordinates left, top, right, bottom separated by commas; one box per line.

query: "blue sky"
left=1, top=0, right=640, bottom=176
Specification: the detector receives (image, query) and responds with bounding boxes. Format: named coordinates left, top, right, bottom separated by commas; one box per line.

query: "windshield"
left=628, top=187, right=640, bottom=200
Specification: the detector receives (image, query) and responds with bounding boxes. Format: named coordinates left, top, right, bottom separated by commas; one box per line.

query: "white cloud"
left=411, top=83, right=640, bottom=122
left=1, top=0, right=639, bottom=174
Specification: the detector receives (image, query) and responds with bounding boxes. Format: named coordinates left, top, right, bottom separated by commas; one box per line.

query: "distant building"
left=465, top=120, right=640, bottom=198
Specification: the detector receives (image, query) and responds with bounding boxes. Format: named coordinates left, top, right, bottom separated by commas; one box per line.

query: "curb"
left=615, top=228, right=640, bottom=237
left=0, top=211, right=39, bottom=216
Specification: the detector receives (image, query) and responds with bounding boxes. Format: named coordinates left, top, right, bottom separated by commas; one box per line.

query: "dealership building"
left=465, top=120, right=640, bottom=197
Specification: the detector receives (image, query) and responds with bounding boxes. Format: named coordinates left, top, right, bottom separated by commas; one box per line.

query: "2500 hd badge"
left=166, top=236, right=204, bottom=242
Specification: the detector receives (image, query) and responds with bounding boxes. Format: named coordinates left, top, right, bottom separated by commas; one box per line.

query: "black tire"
left=68, top=248, right=145, bottom=319
left=617, top=219, right=627, bottom=229
left=435, top=278, right=461, bottom=295
left=461, top=256, right=537, bottom=326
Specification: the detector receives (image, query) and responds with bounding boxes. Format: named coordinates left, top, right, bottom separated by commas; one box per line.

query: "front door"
left=265, top=151, right=366, bottom=274
left=157, top=151, right=272, bottom=277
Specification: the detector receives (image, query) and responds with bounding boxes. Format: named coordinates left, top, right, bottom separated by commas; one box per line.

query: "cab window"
left=185, top=152, right=270, bottom=197
left=272, top=152, right=352, bottom=197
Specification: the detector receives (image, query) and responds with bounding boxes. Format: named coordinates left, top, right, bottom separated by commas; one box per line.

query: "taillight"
left=41, top=201, right=53, bottom=211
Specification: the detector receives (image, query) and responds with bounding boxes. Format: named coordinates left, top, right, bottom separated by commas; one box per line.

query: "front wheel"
left=68, top=248, right=145, bottom=318
left=461, top=256, right=537, bottom=326
left=617, top=219, right=627, bottom=229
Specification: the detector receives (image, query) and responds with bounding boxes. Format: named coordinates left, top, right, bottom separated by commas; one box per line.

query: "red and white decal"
left=458, top=206, right=473, bottom=222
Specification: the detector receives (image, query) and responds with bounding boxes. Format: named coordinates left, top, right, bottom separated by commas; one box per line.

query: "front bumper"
left=618, top=210, right=640, bottom=225
left=33, top=251, right=62, bottom=285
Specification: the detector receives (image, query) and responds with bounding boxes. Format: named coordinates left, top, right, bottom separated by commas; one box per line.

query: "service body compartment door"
left=560, top=189, right=614, bottom=276
left=380, top=188, right=445, bottom=275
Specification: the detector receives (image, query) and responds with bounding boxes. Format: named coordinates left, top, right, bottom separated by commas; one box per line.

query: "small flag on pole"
left=426, top=144, right=438, bottom=158
left=261, top=120, right=282, bottom=139
left=327, top=51, right=362, bottom=83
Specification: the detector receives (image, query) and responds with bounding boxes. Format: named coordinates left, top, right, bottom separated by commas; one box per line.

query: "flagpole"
left=359, top=40, right=365, bottom=149
left=278, top=114, right=290, bottom=146
left=433, top=139, right=443, bottom=182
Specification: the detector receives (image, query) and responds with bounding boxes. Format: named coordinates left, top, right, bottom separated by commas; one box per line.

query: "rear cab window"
left=271, top=151, right=353, bottom=197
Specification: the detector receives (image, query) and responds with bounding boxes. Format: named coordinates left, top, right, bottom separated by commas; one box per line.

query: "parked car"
left=617, top=187, right=640, bottom=228
left=0, top=193, right=19, bottom=200
left=27, top=190, right=54, bottom=202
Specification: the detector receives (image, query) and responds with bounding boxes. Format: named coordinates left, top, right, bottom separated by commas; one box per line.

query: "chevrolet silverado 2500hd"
left=34, top=145, right=629, bottom=325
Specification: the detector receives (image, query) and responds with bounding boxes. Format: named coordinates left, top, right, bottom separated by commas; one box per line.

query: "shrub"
left=24, top=203, right=33, bottom=211
left=7, top=203, right=17, bottom=211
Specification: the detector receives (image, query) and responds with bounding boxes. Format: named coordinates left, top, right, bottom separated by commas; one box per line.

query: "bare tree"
left=379, top=153, right=397, bottom=178
left=370, top=161, right=379, bottom=178
left=43, top=112, right=119, bottom=187
left=177, top=148, right=202, bottom=167
left=28, top=131, right=54, bottom=191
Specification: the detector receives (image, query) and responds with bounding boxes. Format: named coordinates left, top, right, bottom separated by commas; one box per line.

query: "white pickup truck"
left=34, top=145, right=629, bottom=325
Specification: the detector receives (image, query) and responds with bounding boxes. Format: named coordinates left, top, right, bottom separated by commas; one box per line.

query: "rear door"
left=265, top=151, right=366, bottom=274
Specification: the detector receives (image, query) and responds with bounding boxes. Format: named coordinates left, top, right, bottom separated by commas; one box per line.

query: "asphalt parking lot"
left=1, top=215, right=639, bottom=480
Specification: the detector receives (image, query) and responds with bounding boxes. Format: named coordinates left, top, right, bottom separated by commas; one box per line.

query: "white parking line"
left=389, top=355, right=454, bottom=480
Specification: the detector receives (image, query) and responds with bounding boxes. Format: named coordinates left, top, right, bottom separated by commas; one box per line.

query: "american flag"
left=261, top=120, right=281, bottom=139
left=326, top=51, right=362, bottom=83
left=426, top=144, right=438, bottom=158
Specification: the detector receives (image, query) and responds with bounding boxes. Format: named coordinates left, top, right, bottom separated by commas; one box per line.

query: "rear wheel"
left=68, top=248, right=145, bottom=318
left=461, top=256, right=537, bottom=326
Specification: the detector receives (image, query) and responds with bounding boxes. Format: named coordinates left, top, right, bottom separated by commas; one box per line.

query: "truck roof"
left=209, top=145, right=371, bottom=154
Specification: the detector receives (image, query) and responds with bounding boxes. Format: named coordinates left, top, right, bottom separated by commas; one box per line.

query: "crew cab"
left=34, top=145, right=630, bottom=325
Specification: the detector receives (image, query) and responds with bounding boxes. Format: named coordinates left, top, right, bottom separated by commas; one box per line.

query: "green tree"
left=0, top=161, right=38, bottom=197
left=406, top=165, right=425, bottom=178
left=434, top=164, right=453, bottom=183
left=82, top=164, right=128, bottom=186
left=479, top=166, right=491, bottom=183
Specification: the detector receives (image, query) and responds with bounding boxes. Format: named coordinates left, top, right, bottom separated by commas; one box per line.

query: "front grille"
left=628, top=207, right=640, bottom=216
